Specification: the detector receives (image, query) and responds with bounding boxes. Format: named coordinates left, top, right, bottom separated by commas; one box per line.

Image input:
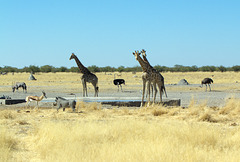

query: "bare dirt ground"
left=1, top=72, right=240, bottom=109
left=1, top=82, right=240, bottom=109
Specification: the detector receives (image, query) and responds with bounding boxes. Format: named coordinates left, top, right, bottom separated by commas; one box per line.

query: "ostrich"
left=201, top=78, right=213, bottom=91
left=113, top=74, right=125, bottom=91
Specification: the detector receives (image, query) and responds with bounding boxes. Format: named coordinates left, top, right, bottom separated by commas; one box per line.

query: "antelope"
left=12, top=82, right=27, bottom=93
left=25, top=91, right=47, bottom=108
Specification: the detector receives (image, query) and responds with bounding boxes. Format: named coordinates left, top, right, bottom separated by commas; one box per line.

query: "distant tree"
left=199, top=66, right=216, bottom=72
left=218, top=66, right=227, bottom=72
left=22, top=65, right=40, bottom=73
left=154, top=65, right=168, bottom=72
left=2, top=66, right=18, bottom=72
left=190, top=65, right=198, bottom=72
left=69, top=67, right=79, bottom=72
left=88, top=65, right=100, bottom=73
left=40, top=65, right=54, bottom=73
left=173, top=64, right=184, bottom=72
left=100, top=66, right=115, bottom=72
left=129, top=66, right=142, bottom=72
left=117, top=66, right=125, bottom=72
left=232, top=66, right=240, bottom=72
left=58, top=66, right=68, bottom=72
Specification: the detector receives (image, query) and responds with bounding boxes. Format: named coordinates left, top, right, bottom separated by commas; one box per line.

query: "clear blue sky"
left=1, top=0, right=240, bottom=68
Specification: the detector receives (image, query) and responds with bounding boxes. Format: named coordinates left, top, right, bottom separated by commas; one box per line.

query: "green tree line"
left=0, top=65, right=240, bottom=73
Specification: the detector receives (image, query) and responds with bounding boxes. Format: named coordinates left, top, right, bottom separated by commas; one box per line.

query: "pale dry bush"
left=30, top=118, right=240, bottom=162
left=219, top=97, right=240, bottom=115
left=0, top=126, right=16, bottom=162
left=152, top=108, right=168, bottom=116
left=186, top=98, right=230, bottom=123
left=0, top=110, right=17, bottom=119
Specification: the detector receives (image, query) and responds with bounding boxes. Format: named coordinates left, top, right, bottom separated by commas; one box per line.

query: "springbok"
left=25, top=91, right=47, bottom=108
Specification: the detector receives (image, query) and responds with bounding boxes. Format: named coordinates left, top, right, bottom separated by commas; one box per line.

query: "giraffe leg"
left=141, top=80, right=146, bottom=107
left=82, top=79, right=87, bottom=97
left=153, top=82, right=157, bottom=106
left=157, top=83, right=163, bottom=103
left=151, top=83, right=154, bottom=97
left=94, top=85, right=98, bottom=97
left=158, top=84, right=163, bottom=103
left=85, top=83, right=88, bottom=97
left=163, top=86, right=167, bottom=98
left=92, top=82, right=98, bottom=97
left=147, top=81, right=151, bottom=107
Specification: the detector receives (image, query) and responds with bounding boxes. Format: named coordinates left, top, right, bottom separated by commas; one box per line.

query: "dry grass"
left=0, top=98, right=239, bottom=161
left=0, top=126, right=16, bottom=162
left=1, top=72, right=240, bottom=161
left=1, top=71, right=240, bottom=93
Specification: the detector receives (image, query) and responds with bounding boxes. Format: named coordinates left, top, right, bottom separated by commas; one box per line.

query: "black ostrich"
left=201, top=78, right=213, bottom=91
left=113, top=79, right=125, bottom=91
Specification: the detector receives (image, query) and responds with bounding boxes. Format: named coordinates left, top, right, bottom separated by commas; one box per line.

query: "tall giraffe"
left=141, top=49, right=167, bottom=103
left=132, top=50, right=152, bottom=106
left=69, top=53, right=99, bottom=97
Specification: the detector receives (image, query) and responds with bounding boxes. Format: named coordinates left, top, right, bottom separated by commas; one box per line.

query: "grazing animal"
left=113, top=74, right=125, bottom=91
left=54, top=97, right=76, bottom=112
left=133, top=50, right=152, bottom=107
left=140, top=49, right=167, bottom=104
left=25, top=91, right=47, bottom=108
left=201, top=78, right=213, bottom=91
left=69, top=53, right=99, bottom=97
left=12, top=82, right=27, bottom=93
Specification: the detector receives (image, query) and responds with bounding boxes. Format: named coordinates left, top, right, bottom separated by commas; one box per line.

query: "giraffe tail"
left=161, top=85, right=167, bottom=98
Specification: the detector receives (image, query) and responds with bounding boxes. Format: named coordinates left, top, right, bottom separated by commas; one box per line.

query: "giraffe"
left=69, top=53, right=99, bottom=97
left=132, top=50, right=152, bottom=107
left=141, top=49, right=167, bottom=104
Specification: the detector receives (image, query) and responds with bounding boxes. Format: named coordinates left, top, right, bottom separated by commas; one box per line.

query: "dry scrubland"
left=1, top=72, right=240, bottom=161
left=1, top=71, right=240, bottom=93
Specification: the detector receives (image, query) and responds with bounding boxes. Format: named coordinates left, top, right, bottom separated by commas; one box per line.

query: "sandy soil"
left=1, top=83, right=240, bottom=108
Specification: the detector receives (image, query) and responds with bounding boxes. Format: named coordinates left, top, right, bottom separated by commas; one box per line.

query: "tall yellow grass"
left=0, top=98, right=237, bottom=161
left=30, top=116, right=240, bottom=162
left=0, top=126, right=16, bottom=162
left=1, top=72, right=240, bottom=161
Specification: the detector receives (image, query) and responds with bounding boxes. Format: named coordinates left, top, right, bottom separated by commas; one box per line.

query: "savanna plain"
left=1, top=72, right=240, bottom=162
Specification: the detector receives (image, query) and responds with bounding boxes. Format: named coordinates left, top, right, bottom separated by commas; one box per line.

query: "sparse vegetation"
left=0, top=98, right=240, bottom=161
left=1, top=72, right=240, bottom=161
left=1, top=64, right=240, bottom=73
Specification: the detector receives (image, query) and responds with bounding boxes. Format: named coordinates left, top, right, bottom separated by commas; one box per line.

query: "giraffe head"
left=69, top=53, right=75, bottom=60
left=132, top=51, right=141, bottom=60
left=141, top=49, right=147, bottom=57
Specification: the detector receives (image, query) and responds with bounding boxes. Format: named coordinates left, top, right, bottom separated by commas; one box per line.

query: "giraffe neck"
left=142, top=55, right=154, bottom=70
left=142, top=55, right=151, bottom=66
left=136, top=55, right=150, bottom=73
left=72, top=55, right=90, bottom=74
